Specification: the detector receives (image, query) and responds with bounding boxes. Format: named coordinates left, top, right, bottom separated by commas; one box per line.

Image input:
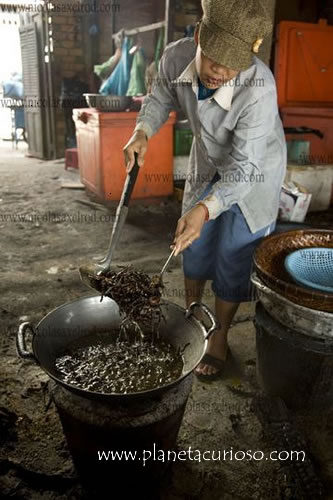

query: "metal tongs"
left=158, top=247, right=176, bottom=284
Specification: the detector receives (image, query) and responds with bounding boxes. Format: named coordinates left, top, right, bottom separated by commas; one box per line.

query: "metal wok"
left=17, top=296, right=218, bottom=401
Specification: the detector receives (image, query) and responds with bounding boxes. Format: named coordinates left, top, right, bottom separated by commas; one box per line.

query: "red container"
left=73, top=109, right=176, bottom=203
left=65, top=148, right=79, bottom=170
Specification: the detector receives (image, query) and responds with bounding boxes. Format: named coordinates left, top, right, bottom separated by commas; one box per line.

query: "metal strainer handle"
left=185, top=302, right=219, bottom=340
left=16, top=322, right=37, bottom=360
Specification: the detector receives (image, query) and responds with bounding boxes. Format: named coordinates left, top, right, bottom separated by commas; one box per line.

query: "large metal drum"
left=255, top=302, right=333, bottom=411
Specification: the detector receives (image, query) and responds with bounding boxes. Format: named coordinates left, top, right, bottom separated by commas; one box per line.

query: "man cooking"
left=123, top=0, right=286, bottom=380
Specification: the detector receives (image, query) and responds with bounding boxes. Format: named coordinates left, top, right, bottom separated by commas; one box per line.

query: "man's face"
left=195, top=45, right=239, bottom=88
left=194, top=29, right=239, bottom=89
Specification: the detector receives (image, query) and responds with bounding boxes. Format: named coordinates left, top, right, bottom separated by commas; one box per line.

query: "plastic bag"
left=94, top=30, right=124, bottom=81
left=126, top=48, right=146, bottom=96
left=94, top=49, right=121, bottom=80
left=99, top=37, right=133, bottom=96
left=2, top=80, right=23, bottom=99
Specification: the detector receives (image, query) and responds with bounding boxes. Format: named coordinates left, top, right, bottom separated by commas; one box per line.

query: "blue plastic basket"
left=285, top=248, right=333, bottom=294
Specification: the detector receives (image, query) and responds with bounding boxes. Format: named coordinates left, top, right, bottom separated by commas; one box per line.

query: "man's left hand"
left=173, top=204, right=207, bottom=256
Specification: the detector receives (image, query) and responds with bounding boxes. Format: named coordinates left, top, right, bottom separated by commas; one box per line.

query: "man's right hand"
left=123, top=130, right=148, bottom=172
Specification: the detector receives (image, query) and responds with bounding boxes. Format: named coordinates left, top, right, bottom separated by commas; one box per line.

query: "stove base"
left=49, top=375, right=193, bottom=496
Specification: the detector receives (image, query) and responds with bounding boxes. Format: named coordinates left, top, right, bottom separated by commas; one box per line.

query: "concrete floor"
left=0, top=141, right=332, bottom=499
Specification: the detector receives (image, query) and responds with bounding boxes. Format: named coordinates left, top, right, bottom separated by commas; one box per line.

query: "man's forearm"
left=134, top=48, right=180, bottom=138
left=134, top=121, right=152, bottom=140
left=200, top=159, right=261, bottom=220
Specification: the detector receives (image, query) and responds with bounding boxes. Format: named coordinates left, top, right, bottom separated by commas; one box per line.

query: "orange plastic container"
left=275, top=19, right=333, bottom=108
left=275, top=19, right=333, bottom=165
left=73, top=109, right=176, bottom=202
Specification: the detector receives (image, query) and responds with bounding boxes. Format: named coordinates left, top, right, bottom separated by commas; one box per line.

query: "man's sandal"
left=194, top=352, right=227, bottom=382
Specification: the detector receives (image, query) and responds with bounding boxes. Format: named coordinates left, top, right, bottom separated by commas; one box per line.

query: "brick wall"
left=51, top=4, right=86, bottom=157
left=98, top=0, right=165, bottom=69
left=98, top=8, right=113, bottom=63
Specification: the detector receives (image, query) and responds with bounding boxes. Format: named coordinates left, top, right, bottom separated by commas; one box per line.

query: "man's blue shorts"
left=183, top=176, right=276, bottom=303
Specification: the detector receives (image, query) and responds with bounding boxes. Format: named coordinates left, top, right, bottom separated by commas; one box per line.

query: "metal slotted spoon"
left=79, top=153, right=140, bottom=291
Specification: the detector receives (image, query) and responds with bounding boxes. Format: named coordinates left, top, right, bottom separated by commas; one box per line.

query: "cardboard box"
left=285, top=163, right=333, bottom=212
left=279, top=182, right=312, bottom=223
